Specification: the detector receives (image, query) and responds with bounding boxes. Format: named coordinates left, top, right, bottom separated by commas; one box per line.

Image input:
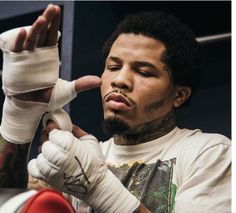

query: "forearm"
left=0, top=134, right=30, bottom=188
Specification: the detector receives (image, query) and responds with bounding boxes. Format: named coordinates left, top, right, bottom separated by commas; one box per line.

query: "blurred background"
left=0, top=1, right=231, bottom=158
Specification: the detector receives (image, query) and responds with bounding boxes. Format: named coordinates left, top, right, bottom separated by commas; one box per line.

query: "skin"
left=101, top=34, right=191, bottom=145
left=0, top=4, right=191, bottom=213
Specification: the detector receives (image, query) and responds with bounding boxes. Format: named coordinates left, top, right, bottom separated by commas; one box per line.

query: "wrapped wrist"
left=85, top=169, right=140, bottom=213
left=0, top=97, right=47, bottom=144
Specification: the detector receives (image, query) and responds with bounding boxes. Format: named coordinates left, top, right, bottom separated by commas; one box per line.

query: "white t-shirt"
left=98, top=127, right=231, bottom=213
left=72, top=127, right=231, bottom=212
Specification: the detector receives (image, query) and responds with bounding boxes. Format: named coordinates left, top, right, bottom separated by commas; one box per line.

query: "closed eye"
left=136, top=70, right=154, bottom=77
left=132, top=61, right=159, bottom=78
left=133, top=67, right=155, bottom=77
left=106, top=65, right=121, bottom=71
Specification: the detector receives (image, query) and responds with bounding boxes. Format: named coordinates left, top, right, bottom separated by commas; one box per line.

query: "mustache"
left=103, top=90, right=136, bottom=107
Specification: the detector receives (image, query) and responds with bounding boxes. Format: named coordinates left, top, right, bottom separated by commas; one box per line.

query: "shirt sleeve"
left=174, top=136, right=231, bottom=213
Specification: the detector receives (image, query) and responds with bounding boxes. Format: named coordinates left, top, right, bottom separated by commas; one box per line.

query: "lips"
left=105, top=93, right=131, bottom=111
left=106, top=94, right=130, bottom=106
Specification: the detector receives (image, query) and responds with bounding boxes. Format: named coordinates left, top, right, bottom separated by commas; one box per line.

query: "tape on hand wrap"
left=42, top=109, right=73, bottom=132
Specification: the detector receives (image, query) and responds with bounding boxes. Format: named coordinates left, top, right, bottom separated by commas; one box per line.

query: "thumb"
left=72, top=125, right=89, bottom=138
left=48, top=76, right=101, bottom=112
left=75, top=75, right=102, bottom=92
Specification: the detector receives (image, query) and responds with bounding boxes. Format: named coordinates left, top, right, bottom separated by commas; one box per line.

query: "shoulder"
left=174, top=132, right=231, bottom=212
left=174, top=128, right=231, bottom=179
left=175, top=128, right=231, bottom=153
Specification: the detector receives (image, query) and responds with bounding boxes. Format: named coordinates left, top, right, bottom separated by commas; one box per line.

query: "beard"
left=102, top=91, right=173, bottom=137
left=102, top=117, right=130, bottom=136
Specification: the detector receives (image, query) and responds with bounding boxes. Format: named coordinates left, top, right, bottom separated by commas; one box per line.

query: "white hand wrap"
left=0, top=97, right=47, bottom=144
left=0, top=79, right=76, bottom=144
left=0, top=26, right=60, bottom=95
left=28, top=130, right=140, bottom=212
left=0, top=26, right=75, bottom=144
left=2, top=46, right=59, bottom=95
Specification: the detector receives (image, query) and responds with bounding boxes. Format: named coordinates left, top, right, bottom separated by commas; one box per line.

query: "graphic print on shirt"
left=108, top=158, right=177, bottom=213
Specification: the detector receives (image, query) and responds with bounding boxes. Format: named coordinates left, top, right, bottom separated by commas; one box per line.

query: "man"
left=0, top=4, right=231, bottom=213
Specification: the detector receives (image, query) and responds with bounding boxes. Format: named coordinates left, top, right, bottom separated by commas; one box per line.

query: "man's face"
left=101, top=34, right=179, bottom=132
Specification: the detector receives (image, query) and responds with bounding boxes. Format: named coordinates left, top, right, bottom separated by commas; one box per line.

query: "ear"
left=174, top=86, right=192, bottom=108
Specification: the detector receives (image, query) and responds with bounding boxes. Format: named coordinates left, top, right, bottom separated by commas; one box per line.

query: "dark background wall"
left=0, top=1, right=231, bottom=158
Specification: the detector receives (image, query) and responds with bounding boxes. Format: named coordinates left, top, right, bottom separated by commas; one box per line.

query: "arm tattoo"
left=0, top=134, right=30, bottom=188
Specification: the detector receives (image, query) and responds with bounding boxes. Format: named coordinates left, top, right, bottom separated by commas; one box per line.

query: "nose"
left=111, top=67, right=133, bottom=91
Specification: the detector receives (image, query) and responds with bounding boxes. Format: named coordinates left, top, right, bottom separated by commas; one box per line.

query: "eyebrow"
left=106, top=56, right=123, bottom=64
left=107, top=56, right=158, bottom=70
left=133, top=61, right=157, bottom=70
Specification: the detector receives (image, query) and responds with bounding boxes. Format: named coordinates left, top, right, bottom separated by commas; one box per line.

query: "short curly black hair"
left=103, top=11, right=201, bottom=102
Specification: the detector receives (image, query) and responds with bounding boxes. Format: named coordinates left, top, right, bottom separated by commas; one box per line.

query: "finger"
left=24, top=16, right=47, bottom=50
left=39, top=129, right=49, bottom=146
left=28, top=159, right=42, bottom=179
left=11, top=28, right=27, bottom=52
left=39, top=120, right=59, bottom=146
left=42, top=4, right=56, bottom=23
left=49, top=129, right=74, bottom=150
left=41, top=141, right=67, bottom=167
left=40, top=119, right=60, bottom=137
left=72, top=125, right=89, bottom=138
left=37, top=4, right=57, bottom=47
left=36, top=24, right=48, bottom=47
left=46, top=120, right=60, bottom=132
left=75, top=75, right=102, bottom=92
left=46, top=5, right=61, bottom=46
left=31, top=154, right=58, bottom=178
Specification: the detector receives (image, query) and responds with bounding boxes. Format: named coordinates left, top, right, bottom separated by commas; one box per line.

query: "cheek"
left=134, top=82, right=174, bottom=111
left=134, top=83, right=160, bottom=104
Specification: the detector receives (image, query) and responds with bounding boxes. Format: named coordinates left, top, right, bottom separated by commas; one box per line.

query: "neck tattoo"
left=113, top=110, right=176, bottom=145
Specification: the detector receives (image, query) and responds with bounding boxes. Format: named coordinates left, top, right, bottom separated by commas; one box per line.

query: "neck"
left=113, top=110, right=176, bottom=145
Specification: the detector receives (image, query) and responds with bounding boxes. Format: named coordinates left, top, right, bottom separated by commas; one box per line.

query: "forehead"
left=109, top=33, right=166, bottom=61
